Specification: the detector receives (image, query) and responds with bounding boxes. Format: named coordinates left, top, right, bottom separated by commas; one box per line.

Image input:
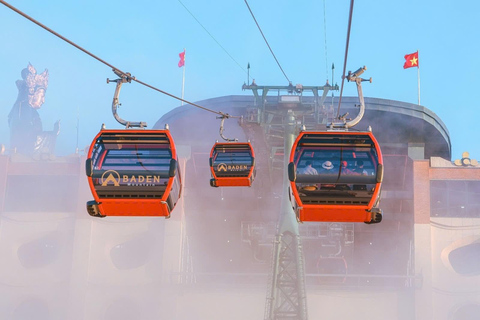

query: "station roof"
left=154, top=95, right=451, bottom=160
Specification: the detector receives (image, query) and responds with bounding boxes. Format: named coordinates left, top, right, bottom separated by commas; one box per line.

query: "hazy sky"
left=1, top=0, right=479, bottom=160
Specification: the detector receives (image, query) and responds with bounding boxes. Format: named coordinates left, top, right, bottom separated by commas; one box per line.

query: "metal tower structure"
left=241, top=82, right=338, bottom=320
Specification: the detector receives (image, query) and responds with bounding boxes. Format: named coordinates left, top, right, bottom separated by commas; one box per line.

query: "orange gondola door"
left=85, top=129, right=182, bottom=217
left=209, top=142, right=255, bottom=187
left=288, top=131, right=383, bottom=224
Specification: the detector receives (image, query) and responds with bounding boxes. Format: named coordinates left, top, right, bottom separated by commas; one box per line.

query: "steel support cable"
left=244, top=0, right=290, bottom=83
left=323, top=0, right=329, bottom=81
left=336, top=0, right=355, bottom=119
left=0, top=0, right=235, bottom=118
left=177, top=0, right=248, bottom=76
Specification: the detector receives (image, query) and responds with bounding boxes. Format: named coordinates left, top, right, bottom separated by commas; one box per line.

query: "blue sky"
left=1, top=0, right=479, bottom=161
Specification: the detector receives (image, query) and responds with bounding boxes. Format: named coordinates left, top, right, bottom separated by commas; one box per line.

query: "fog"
left=1, top=94, right=480, bottom=320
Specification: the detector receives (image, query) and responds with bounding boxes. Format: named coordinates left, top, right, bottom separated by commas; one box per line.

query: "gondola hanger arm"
left=217, top=114, right=238, bottom=142
left=328, top=66, right=371, bottom=130
left=107, top=69, right=148, bottom=129
left=344, top=66, right=371, bottom=128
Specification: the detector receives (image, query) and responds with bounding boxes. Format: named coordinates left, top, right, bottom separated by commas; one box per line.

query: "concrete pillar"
left=413, top=160, right=432, bottom=320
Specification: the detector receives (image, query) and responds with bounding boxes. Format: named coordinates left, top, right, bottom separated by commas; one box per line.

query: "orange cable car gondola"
left=288, top=131, right=383, bottom=224
left=84, top=70, right=182, bottom=218
left=209, top=141, right=255, bottom=187
left=85, top=129, right=182, bottom=217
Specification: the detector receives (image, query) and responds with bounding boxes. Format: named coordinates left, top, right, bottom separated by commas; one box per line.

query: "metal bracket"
left=345, top=66, right=372, bottom=128
left=107, top=69, right=147, bottom=128
left=217, top=114, right=238, bottom=142
left=328, top=66, right=371, bottom=130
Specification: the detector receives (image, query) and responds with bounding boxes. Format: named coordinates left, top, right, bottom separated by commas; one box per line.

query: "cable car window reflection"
left=209, top=142, right=255, bottom=187
left=295, top=147, right=378, bottom=188
left=212, top=148, right=253, bottom=176
left=91, top=145, right=172, bottom=187
left=85, top=130, right=182, bottom=217
left=289, top=131, right=383, bottom=223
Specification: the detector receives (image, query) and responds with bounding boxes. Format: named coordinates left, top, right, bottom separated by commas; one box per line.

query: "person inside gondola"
left=339, top=160, right=354, bottom=190
left=299, top=160, right=318, bottom=175
left=319, top=160, right=334, bottom=173
left=297, top=160, right=318, bottom=191
left=351, top=159, right=369, bottom=191
left=341, top=160, right=353, bottom=174
left=352, top=160, right=368, bottom=175
left=319, top=160, right=337, bottom=189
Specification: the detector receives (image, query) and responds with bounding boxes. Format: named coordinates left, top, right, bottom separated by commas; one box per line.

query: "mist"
left=1, top=92, right=479, bottom=320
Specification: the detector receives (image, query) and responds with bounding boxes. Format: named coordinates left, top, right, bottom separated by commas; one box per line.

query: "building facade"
left=0, top=95, right=478, bottom=319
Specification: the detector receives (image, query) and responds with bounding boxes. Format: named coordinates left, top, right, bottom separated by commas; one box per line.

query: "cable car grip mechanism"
left=217, top=114, right=238, bottom=142
left=329, top=66, right=372, bottom=130
left=107, top=69, right=147, bottom=129
left=344, top=66, right=372, bottom=128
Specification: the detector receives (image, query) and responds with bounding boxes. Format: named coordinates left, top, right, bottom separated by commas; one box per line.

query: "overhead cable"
left=244, top=0, right=290, bottom=83
left=336, top=0, right=355, bottom=118
left=0, top=0, right=233, bottom=118
left=177, top=0, right=248, bottom=76
left=323, top=0, right=329, bottom=81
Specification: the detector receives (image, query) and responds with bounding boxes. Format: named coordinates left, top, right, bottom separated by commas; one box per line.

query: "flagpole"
left=181, top=48, right=185, bottom=106
left=417, top=50, right=420, bottom=105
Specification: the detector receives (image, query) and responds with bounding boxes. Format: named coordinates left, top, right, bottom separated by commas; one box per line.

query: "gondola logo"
left=101, top=170, right=121, bottom=187
left=217, top=163, right=228, bottom=172
left=123, top=175, right=160, bottom=186
left=217, top=163, right=248, bottom=172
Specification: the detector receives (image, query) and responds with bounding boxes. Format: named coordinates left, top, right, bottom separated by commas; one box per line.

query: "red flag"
left=403, top=51, right=419, bottom=69
left=178, top=50, right=185, bottom=68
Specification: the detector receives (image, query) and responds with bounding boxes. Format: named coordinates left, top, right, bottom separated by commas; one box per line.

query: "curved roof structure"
left=151, top=94, right=452, bottom=294
left=154, top=95, right=451, bottom=160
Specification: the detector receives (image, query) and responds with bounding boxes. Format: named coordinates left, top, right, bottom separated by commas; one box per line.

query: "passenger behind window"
left=352, top=160, right=368, bottom=175
left=298, top=160, right=318, bottom=175
left=319, top=161, right=337, bottom=189
left=297, top=160, right=318, bottom=191
left=341, top=160, right=354, bottom=174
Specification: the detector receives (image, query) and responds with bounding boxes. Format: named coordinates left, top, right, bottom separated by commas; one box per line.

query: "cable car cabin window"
left=90, top=143, right=172, bottom=198
left=211, top=147, right=253, bottom=178
left=294, top=146, right=379, bottom=204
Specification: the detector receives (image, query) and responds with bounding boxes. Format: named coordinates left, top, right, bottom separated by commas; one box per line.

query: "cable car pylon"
left=265, top=110, right=308, bottom=320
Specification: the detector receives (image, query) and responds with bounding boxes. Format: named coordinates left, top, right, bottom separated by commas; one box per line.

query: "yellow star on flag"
left=403, top=51, right=419, bottom=69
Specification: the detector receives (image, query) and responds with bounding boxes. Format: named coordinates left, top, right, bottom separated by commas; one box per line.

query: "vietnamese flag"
left=403, top=51, right=419, bottom=69
left=178, top=50, right=185, bottom=68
